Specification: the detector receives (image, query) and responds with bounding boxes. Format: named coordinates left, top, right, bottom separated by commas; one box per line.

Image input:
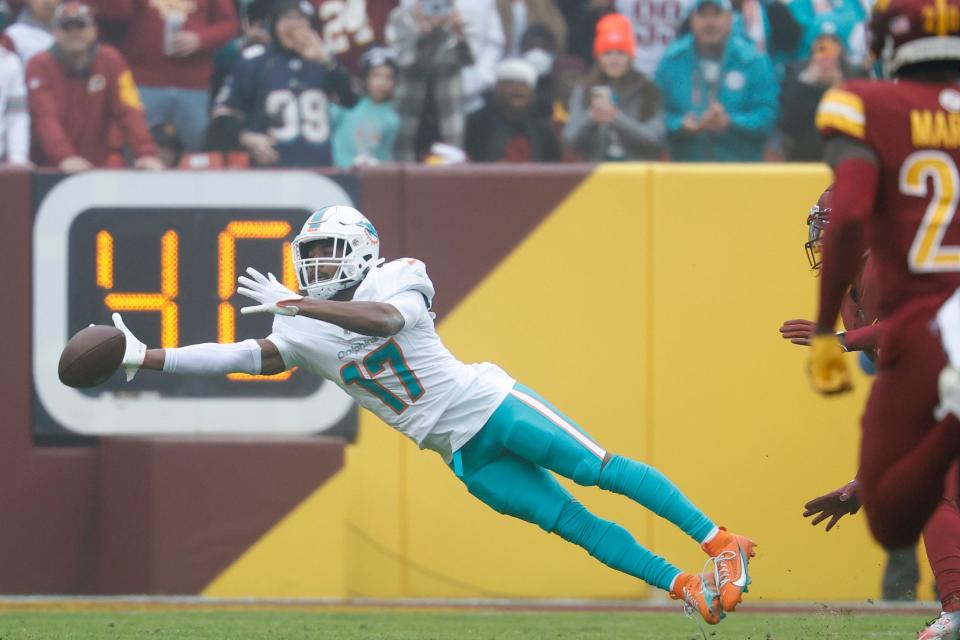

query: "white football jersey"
left=268, top=258, right=515, bottom=461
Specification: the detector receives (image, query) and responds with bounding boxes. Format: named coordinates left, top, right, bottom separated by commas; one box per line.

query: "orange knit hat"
left=594, top=13, right=636, bottom=59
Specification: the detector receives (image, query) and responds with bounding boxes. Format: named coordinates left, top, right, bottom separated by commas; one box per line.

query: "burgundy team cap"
left=55, top=2, right=95, bottom=28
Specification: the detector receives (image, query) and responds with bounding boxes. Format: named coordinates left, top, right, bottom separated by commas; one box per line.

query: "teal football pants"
left=450, top=383, right=716, bottom=591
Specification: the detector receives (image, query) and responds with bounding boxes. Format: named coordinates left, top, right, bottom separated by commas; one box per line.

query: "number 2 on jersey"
left=340, top=339, right=424, bottom=414
left=902, top=151, right=960, bottom=271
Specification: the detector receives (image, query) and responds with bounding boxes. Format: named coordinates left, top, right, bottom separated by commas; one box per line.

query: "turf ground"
left=0, top=608, right=937, bottom=640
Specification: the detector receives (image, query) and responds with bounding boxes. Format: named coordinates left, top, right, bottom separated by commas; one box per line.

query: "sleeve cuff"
left=385, top=290, right=428, bottom=329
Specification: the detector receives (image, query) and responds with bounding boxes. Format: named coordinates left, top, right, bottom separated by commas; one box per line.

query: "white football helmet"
left=292, top=205, right=381, bottom=299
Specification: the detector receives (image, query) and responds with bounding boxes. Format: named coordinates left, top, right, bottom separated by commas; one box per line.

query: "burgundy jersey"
left=314, top=0, right=396, bottom=73
left=817, top=78, right=960, bottom=316
left=841, top=255, right=881, bottom=331
left=840, top=254, right=882, bottom=355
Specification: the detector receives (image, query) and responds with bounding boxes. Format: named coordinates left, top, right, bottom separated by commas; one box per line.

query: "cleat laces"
left=678, top=558, right=723, bottom=640
left=715, top=549, right=737, bottom=589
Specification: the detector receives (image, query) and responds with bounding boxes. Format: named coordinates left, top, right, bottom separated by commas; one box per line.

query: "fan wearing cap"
left=329, top=46, right=400, bottom=167
left=464, top=56, right=560, bottom=162
left=565, top=13, right=664, bottom=161
left=654, top=0, right=778, bottom=162
left=215, top=0, right=342, bottom=167
left=24, top=1, right=162, bottom=171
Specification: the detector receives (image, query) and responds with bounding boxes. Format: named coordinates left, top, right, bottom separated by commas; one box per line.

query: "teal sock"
left=598, top=454, right=716, bottom=543
left=553, top=500, right=681, bottom=591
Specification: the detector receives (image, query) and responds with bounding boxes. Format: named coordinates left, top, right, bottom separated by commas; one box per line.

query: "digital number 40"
left=96, top=220, right=297, bottom=381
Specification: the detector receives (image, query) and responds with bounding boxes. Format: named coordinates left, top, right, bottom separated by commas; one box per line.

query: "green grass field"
left=0, top=609, right=936, bottom=640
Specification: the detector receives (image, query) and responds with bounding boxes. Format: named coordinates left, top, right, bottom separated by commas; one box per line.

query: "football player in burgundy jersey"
left=810, top=0, right=960, bottom=559
left=785, top=187, right=960, bottom=639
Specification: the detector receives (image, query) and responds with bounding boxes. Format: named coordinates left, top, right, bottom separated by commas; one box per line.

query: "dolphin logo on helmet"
left=291, top=205, right=382, bottom=300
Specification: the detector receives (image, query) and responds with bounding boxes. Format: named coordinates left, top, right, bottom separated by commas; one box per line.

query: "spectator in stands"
left=386, top=0, right=472, bottom=161
left=741, top=0, right=806, bottom=74
left=564, top=13, right=663, bottom=161
left=615, top=0, right=693, bottom=78
left=331, top=46, right=399, bottom=166
left=26, top=1, right=161, bottom=171
left=519, top=23, right=558, bottom=119
left=465, top=57, right=560, bottom=162
left=210, top=0, right=272, bottom=103
left=496, top=0, right=566, bottom=58
left=4, top=0, right=57, bottom=62
left=314, top=0, right=398, bottom=74
left=550, top=52, right=586, bottom=132
left=557, top=0, right=611, bottom=66
left=779, top=19, right=853, bottom=161
left=209, top=0, right=359, bottom=112
left=216, top=0, right=339, bottom=167
left=0, top=43, right=29, bottom=165
left=654, top=0, right=778, bottom=162
left=787, top=0, right=866, bottom=67
left=238, top=0, right=270, bottom=48
left=458, top=0, right=505, bottom=115
left=94, top=0, right=238, bottom=152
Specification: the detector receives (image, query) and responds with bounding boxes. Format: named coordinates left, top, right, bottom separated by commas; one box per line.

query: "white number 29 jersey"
left=268, top=258, right=515, bottom=460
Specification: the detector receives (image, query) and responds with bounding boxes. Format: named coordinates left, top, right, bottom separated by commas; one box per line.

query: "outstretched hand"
left=780, top=318, right=816, bottom=345
left=803, top=479, right=861, bottom=531
left=237, top=267, right=303, bottom=316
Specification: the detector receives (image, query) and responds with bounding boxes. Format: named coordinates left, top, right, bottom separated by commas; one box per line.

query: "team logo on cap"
left=941, top=89, right=960, bottom=113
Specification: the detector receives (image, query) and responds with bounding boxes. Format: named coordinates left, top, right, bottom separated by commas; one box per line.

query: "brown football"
left=58, top=325, right=125, bottom=388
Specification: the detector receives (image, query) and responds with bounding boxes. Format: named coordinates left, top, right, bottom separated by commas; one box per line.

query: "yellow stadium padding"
left=205, top=163, right=910, bottom=601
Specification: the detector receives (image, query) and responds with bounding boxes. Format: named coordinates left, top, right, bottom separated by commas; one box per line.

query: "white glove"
left=112, top=312, right=146, bottom=381
left=237, top=267, right=303, bottom=316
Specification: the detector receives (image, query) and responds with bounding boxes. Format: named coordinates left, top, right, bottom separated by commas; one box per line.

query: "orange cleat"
left=702, top=527, right=757, bottom=612
left=670, top=571, right=722, bottom=625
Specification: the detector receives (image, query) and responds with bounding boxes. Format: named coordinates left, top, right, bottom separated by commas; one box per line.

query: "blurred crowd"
left=0, top=0, right=872, bottom=170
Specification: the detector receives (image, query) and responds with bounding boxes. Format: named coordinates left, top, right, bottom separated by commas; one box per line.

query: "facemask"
left=524, top=48, right=554, bottom=76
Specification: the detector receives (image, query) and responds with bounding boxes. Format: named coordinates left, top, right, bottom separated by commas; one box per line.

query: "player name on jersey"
left=910, top=109, right=960, bottom=148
